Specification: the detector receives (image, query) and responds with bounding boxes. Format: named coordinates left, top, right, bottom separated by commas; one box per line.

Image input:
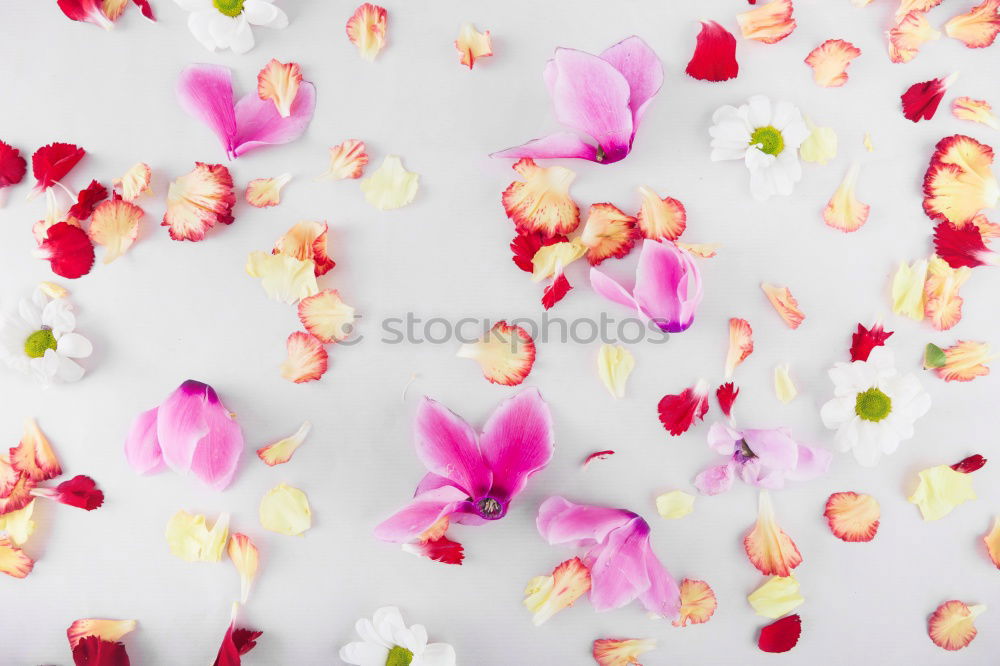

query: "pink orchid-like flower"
left=590, top=239, right=703, bottom=333
left=536, top=496, right=680, bottom=619
left=177, top=64, right=316, bottom=160
left=693, top=422, right=831, bottom=495
left=124, top=380, right=245, bottom=491
left=492, top=36, right=663, bottom=164
left=375, top=389, right=553, bottom=542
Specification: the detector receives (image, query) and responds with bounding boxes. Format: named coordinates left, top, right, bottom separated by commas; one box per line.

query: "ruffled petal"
left=256, top=421, right=310, bottom=466
left=724, top=318, right=753, bottom=379
left=744, top=491, right=802, bottom=576
left=922, top=134, right=999, bottom=224
left=257, top=59, right=302, bottom=118
left=88, top=199, right=143, bottom=263
left=635, top=186, right=685, bottom=240
left=298, top=289, right=355, bottom=343
left=455, top=23, right=492, bottom=69
left=456, top=321, right=535, bottom=386
left=902, top=74, right=958, bottom=122
left=929, top=600, right=986, bottom=650
left=523, top=557, right=590, bottom=625
left=346, top=3, right=387, bottom=61
left=360, top=155, right=419, bottom=210
left=824, top=491, right=880, bottom=541
left=592, top=638, right=656, bottom=666
left=673, top=579, right=717, bottom=627
left=320, top=139, right=369, bottom=180
left=657, top=379, right=709, bottom=436
left=824, top=163, right=870, bottom=232
left=244, top=173, right=291, bottom=208
left=580, top=203, right=638, bottom=265
left=804, top=39, right=861, bottom=87
left=501, top=158, right=579, bottom=236
left=280, top=331, right=328, bottom=383
left=944, top=0, right=1000, bottom=48
left=760, top=282, right=804, bottom=328
left=163, top=163, right=235, bottom=241
left=738, top=0, right=796, bottom=44
left=686, top=21, right=738, bottom=82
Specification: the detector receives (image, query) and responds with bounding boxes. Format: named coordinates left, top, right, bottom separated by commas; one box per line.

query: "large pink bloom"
left=590, top=239, right=703, bottom=333
left=177, top=64, right=316, bottom=160
left=491, top=36, right=663, bottom=164
left=375, top=389, right=554, bottom=543
left=124, top=380, right=244, bottom=490
left=537, top=496, right=680, bottom=619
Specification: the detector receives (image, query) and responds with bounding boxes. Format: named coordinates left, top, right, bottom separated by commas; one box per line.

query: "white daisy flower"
left=709, top=95, right=810, bottom=201
left=174, top=0, right=288, bottom=55
left=820, top=347, right=931, bottom=467
left=340, top=606, right=456, bottom=666
left=0, top=288, right=93, bottom=386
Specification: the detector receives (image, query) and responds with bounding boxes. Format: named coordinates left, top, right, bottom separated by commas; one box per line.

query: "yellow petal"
left=360, top=155, right=419, bottom=210
left=935, top=340, right=994, bottom=382
left=864, top=132, right=875, bottom=152
left=260, top=483, right=312, bottom=536
left=597, top=344, right=635, bottom=399
left=523, top=557, right=591, bottom=625
left=114, top=162, right=152, bottom=202
left=655, top=490, right=695, bottom=520
left=748, top=575, right=804, bottom=619
left=228, top=533, right=259, bottom=604
left=983, top=516, right=1000, bottom=568
left=774, top=364, right=797, bottom=403
left=531, top=238, right=586, bottom=282
left=38, top=281, right=68, bottom=299
left=908, top=465, right=977, bottom=521
left=165, top=511, right=230, bottom=562
left=89, top=199, right=144, bottom=263
left=0, top=500, right=35, bottom=546
left=244, top=173, right=291, bottom=208
left=799, top=116, right=838, bottom=165
left=924, top=254, right=972, bottom=330
left=455, top=23, right=493, bottom=69
left=246, top=251, right=319, bottom=304
left=823, top=163, right=870, bottom=233
left=891, top=258, right=928, bottom=320
left=257, top=421, right=311, bottom=466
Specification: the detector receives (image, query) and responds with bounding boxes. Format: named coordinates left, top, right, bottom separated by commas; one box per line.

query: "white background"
left=1, top=1, right=1000, bottom=664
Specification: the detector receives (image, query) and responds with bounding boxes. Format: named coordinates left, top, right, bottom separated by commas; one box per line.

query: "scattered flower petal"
left=804, top=39, right=860, bottom=87
left=298, top=289, right=355, bottom=343
left=273, top=221, right=335, bottom=277
left=0, top=536, right=33, bottom=578
left=456, top=23, right=492, bottom=69
left=933, top=220, right=999, bottom=268
left=909, top=464, right=977, bottom=521
left=724, top=318, right=753, bottom=380
left=799, top=117, right=838, bottom=164
left=676, top=242, right=719, bottom=258
left=636, top=186, right=686, bottom=241
left=582, top=450, right=615, bottom=468
left=260, top=483, right=311, bottom=535
left=737, top=0, right=796, bottom=44
left=597, top=344, right=635, bottom=399
left=531, top=238, right=587, bottom=281
left=758, top=614, right=802, bottom=653
left=889, top=11, right=941, bottom=63
left=10, top=418, right=62, bottom=482
left=66, top=618, right=136, bottom=650
left=257, top=59, right=302, bottom=118
left=346, top=3, right=387, bottom=61
left=745, top=491, right=802, bottom=577
left=320, top=139, right=368, bottom=180
left=928, top=600, right=986, bottom=651
left=523, top=557, right=591, bottom=625
left=456, top=320, right=536, bottom=386
left=246, top=252, right=319, bottom=304
left=851, top=322, right=893, bottom=362
left=165, top=510, right=230, bottom=562
left=402, top=534, right=465, bottom=565
left=89, top=199, right=143, bottom=263
left=657, top=380, right=709, bottom=436
left=32, top=475, right=103, bottom=510
left=864, top=132, right=874, bottom=152
left=542, top=272, right=573, bottom=310
left=773, top=364, right=797, bottom=403
left=983, top=517, right=1000, bottom=567
left=824, top=491, right=880, bottom=542
left=0, top=140, right=27, bottom=202
left=761, top=283, right=804, bottom=329
left=951, top=454, right=987, bottom=473
left=902, top=73, right=959, bottom=122
left=580, top=203, right=638, bottom=265
left=922, top=134, right=999, bottom=225
left=68, top=180, right=107, bottom=220
left=823, top=163, right=870, bottom=232
left=655, top=490, right=695, bottom=520
left=953, top=97, right=1000, bottom=129
left=360, top=155, right=419, bottom=210
left=929, top=340, right=993, bottom=381
left=114, top=162, right=151, bottom=202
left=31, top=142, right=85, bottom=195
left=592, top=638, right=656, bottom=666
left=716, top=382, right=739, bottom=418
left=686, top=20, right=739, bottom=82
left=257, top=421, right=310, bottom=467
left=37, top=222, right=95, bottom=279
left=162, top=163, right=235, bottom=242
left=892, top=258, right=929, bottom=320
left=245, top=173, right=291, bottom=208
left=673, top=579, right=716, bottom=628
left=228, top=533, right=259, bottom=604
left=502, top=158, right=580, bottom=237
left=944, top=0, right=1000, bottom=48
left=748, top=576, right=804, bottom=619
left=0, top=500, right=34, bottom=545
left=280, top=332, right=328, bottom=384
left=213, top=603, right=262, bottom=666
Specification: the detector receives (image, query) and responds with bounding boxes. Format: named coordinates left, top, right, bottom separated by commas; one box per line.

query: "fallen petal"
left=89, top=199, right=143, bottom=263
left=823, top=163, right=870, bottom=232
left=758, top=614, right=802, bottom=653
left=944, top=0, right=1000, bottom=48
left=257, top=421, right=311, bottom=466
left=360, top=155, right=419, bottom=210
left=724, top=318, right=753, bottom=379
left=592, top=638, right=656, bottom=666
left=523, top=557, right=591, bottom=625
left=804, top=39, right=861, bottom=87
left=244, top=173, right=291, bottom=208
left=908, top=464, right=977, bottom=521
left=761, top=283, right=804, bottom=328
left=502, top=158, right=580, bottom=237
left=738, top=0, right=796, bottom=44
left=824, top=491, right=880, bottom=541
left=580, top=203, right=638, bottom=265
left=748, top=576, right=804, bottom=619
left=298, top=289, right=355, bottom=343
left=456, top=320, right=536, bottom=386
left=259, top=483, right=311, bottom=535
left=744, top=490, right=802, bottom=576
left=455, top=23, right=493, bottom=69
left=597, top=344, right=634, bottom=399
left=686, top=20, right=738, bottom=82
left=346, top=3, right=387, bottom=61
left=320, top=139, right=368, bottom=180
left=257, top=59, right=302, bottom=118
left=929, top=600, right=986, bottom=650
left=165, top=510, right=230, bottom=562
left=657, top=380, right=709, bottom=436
left=280, top=331, right=328, bottom=383
left=162, top=163, right=235, bottom=242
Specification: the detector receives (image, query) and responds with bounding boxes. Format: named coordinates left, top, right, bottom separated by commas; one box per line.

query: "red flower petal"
left=403, top=535, right=465, bottom=565
left=686, top=21, right=739, bottom=82
left=933, top=220, right=998, bottom=268
left=72, top=636, right=129, bottom=666
left=33, top=475, right=104, bottom=510
left=0, top=140, right=27, bottom=189
left=38, top=222, right=95, bottom=279
left=657, top=380, right=709, bottom=436
left=213, top=617, right=262, bottom=666
left=951, top=454, right=987, bottom=473
left=758, top=614, right=802, bottom=653
left=68, top=180, right=109, bottom=220
left=583, top=450, right=615, bottom=468
left=31, top=142, right=86, bottom=192
left=57, top=0, right=114, bottom=29
left=902, top=75, right=957, bottom=122
left=510, top=231, right=567, bottom=274
left=541, top=273, right=572, bottom=310
left=716, top=382, right=739, bottom=418
left=849, top=322, right=893, bottom=361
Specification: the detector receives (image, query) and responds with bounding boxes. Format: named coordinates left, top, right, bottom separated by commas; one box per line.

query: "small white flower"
left=174, top=0, right=288, bottom=55
left=340, top=606, right=456, bottom=666
left=709, top=95, right=810, bottom=201
left=820, top=347, right=931, bottom=466
left=0, top=288, right=93, bottom=386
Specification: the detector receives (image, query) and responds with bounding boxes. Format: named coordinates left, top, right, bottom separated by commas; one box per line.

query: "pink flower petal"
left=694, top=464, right=736, bottom=495
left=490, top=132, right=599, bottom=161
left=587, top=517, right=652, bottom=611
left=373, top=486, right=469, bottom=543
left=633, top=240, right=702, bottom=332
left=537, top=496, right=635, bottom=546
left=599, top=36, right=664, bottom=131
left=478, top=388, right=554, bottom=503
left=232, top=82, right=316, bottom=158
left=589, top=266, right=639, bottom=310
left=123, top=407, right=164, bottom=475
left=177, top=65, right=238, bottom=158
left=413, top=397, right=491, bottom=499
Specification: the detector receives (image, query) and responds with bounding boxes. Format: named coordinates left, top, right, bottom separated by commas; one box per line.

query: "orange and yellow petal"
left=321, top=139, right=369, bottom=180
left=945, top=0, right=1000, bottom=48
left=9, top=418, right=61, bottom=482
left=761, top=283, right=805, bottom=329
left=523, top=557, right=591, bottom=626
left=245, top=173, right=291, bottom=208
left=165, top=510, right=230, bottom=562
left=273, top=221, right=335, bottom=277
left=38, top=281, right=68, bottom=299
left=676, top=242, right=719, bottom=258
left=162, top=163, right=235, bottom=242
left=0, top=500, right=35, bottom=546
left=592, top=638, right=656, bottom=666
left=346, top=3, right=387, bottom=61
left=655, top=490, right=695, bottom=520
left=280, top=332, right=328, bottom=384
left=983, top=517, right=1000, bottom=568
left=259, top=483, right=312, bottom=536
left=455, top=23, right=493, bottom=69
left=773, top=364, right=797, bottom=403
left=636, top=186, right=685, bottom=241
left=580, top=203, right=639, bottom=265
left=970, top=213, right=1000, bottom=239
left=597, top=344, right=635, bottom=399
left=298, top=289, right=355, bottom=343
left=0, top=466, right=35, bottom=515
left=89, top=199, right=143, bottom=263
left=360, top=155, right=419, bottom=210
left=457, top=320, right=536, bottom=386
left=922, top=134, right=999, bottom=225
left=0, top=536, right=32, bottom=578
left=673, top=579, right=717, bottom=627
left=724, top=317, right=753, bottom=380
left=531, top=238, right=586, bottom=281
left=748, top=576, right=804, bottom=619
left=744, top=491, right=802, bottom=577
left=113, top=162, right=151, bottom=202
left=737, top=0, right=796, bottom=44
left=67, top=619, right=137, bottom=650
left=228, top=533, right=259, bottom=604
left=257, top=59, right=302, bottom=118
left=824, top=491, right=880, bottom=542
left=257, top=421, right=311, bottom=467
left=923, top=255, right=971, bottom=330
left=823, top=163, right=870, bottom=232
left=929, top=600, right=986, bottom=650
left=888, top=11, right=941, bottom=63
left=804, top=39, right=861, bottom=87
left=908, top=465, right=977, bottom=521
left=930, top=340, right=993, bottom=382
left=502, top=158, right=580, bottom=237
left=799, top=117, right=838, bottom=165
left=952, top=97, right=1000, bottom=129
left=246, top=251, right=319, bottom=304
left=892, top=258, right=928, bottom=320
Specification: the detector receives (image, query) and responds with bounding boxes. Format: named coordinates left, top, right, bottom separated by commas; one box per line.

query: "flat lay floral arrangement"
left=0, top=0, right=999, bottom=664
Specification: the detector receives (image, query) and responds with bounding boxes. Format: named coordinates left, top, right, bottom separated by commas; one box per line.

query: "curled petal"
left=165, top=510, right=229, bottom=562
left=676, top=242, right=718, bottom=258
left=298, top=289, right=355, bottom=343
left=673, top=579, right=716, bottom=627
left=635, top=186, right=685, bottom=240
left=737, top=0, right=796, bottom=44
left=257, top=421, right=310, bottom=466
left=228, top=533, right=259, bottom=604
left=686, top=21, right=738, bottom=82
left=824, top=491, right=880, bottom=541
left=114, top=162, right=151, bottom=201
left=902, top=74, right=958, bottom=122
left=580, top=203, right=638, bottom=264
left=320, top=139, right=368, bottom=180
left=541, top=272, right=573, bottom=310
left=597, top=344, right=635, bottom=399
left=455, top=23, right=492, bottom=69
left=657, top=379, right=709, bottom=436
left=531, top=238, right=586, bottom=281
left=280, top=332, right=328, bottom=383
left=760, top=283, right=804, bottom=328
left=163, top=163, right=235, bottom=242
left=10, top=418, right=61, bottom=482
left=523, top=557, right=591, bottom=625
left=944, top=0, right=1000, bottom=48
left=246, top=252, right=319, bottom=304
left=932, top=341, right=993, bottom=382
left=259, top=483, right=312, bottom=535
left=823, top=163, right=869, bottom=232
left=592, top=638, right=656, bottom=666
left=257, top=60, right=302, bottom=118
left=929, top=601, right=986, bottom=650
left=273, top=221, right=335, bottom=277
left=37, top=222, right=95, bottom=279
left=804, top=39, right=860, bottom=87
left=245, top=173, right=291, bottom=208
left=744, top=491, right=802, bottom=577
left=922, top=134, right=999, bottom=225
left=0, top=140, right=26, bottom=196
left=933, top=221, right=999, bottom=268
left=456, top=320, right=536, bottom=386
left=748, top=575, right=804, bottom=619
left=983, top=517, right=1000, bottom=568
left=850, top=322, right=893, bottom=361
left=724, top=318, right=753, bottom=379
left=89, top=199, right=143, bottom=263
left=346, top=3, right=387, bottom=61
left=502, top=158, right=580, bottom=237
left=908, top=464, right=977, bottom=520
left=360, top=155, right=419, bottom=210
left=68, top=180, right=107, bottom=220
left=759, top=614, right=802, bottom=653
left=889, top=11, right=941, bottom=63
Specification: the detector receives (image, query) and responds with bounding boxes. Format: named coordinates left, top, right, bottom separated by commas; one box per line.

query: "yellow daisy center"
left=750, top=126, right=785, bottom=156
left=386, top=646, right=414, bottom=666
left=24, top=329, right=57, bottom=359
left=855, top=388, right=892, bottom=422
left=213, top=0, right=245, bottom=17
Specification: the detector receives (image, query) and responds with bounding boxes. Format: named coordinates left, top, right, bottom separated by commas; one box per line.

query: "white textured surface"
left=1, top=1, right=999, bottom=664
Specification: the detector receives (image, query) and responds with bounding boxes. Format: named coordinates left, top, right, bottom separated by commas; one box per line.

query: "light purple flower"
left=590, top=239, right=703, bottom=333
left=536, top=496, right=680, bottom=619
left=693, top=422, right=831, bottom=495
left=491, top=36, right=663, bottom=164
left=375, top=389, right=554, bottom=543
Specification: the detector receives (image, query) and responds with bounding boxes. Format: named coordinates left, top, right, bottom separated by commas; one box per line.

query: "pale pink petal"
left=232, top=83, right=317, bottom=158
left=589, top=267, right=639, bottom=310
left=478, top=388, right=554, bottom=503
left=633, top=240, right=702, bottom=333
left=123, top=406, right=164, bottom=475
left=694, top=464, right=736, bottom=495
left=413, top=397, right=491, bottom=498
left=373, top=486, right=469, bottom=543
left=587, top=517, right=652, bottom=611
left=599, top=36, right=664, bottom=131
left=536, top=496, right=635, bottom=546
left=490, top=132, right=599, bottom=161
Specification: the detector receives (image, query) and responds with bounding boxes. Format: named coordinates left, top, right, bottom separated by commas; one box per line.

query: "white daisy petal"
left=55, top=332, right=92, bottom=359
left=852, top=421, right=884, bottom=467
left=355, top=619, right=389, bottom=649
left=747, top=95, right=773, bottom=128
left=244, top=0, right=287, bottom=28
left=55, top=354, right=84, bottom=383
left=18, top=299, right=42, bottom=329
left=187, top=11, right=219, bottom=51
left=415, top=643, right=458, bottom=666
left=228, top=16, right=255, bottom=54
left=42, top=300, right=75, bottom=336
left=339, top=641, right=390, bottom=666
left=208, top=12, right=239, bottom=49
left=820, top=396, right=855, bottom=429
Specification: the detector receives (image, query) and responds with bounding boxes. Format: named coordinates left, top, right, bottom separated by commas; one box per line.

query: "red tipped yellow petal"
left=952, top=97, right=1000, bottom=129
left=228, top=533, right=259, bottom=604
left=597, top=344, right=635, bottom=399
left=89, top=199, right=143, bottom=263
left=897, top=0, right=944, bottom=17
left=455, top=23, right=492, bottom=69
left=523, top=557, right=591, bottom=626
left=320, top=139, right=368, bottom=180
left=531, top=238, right=586, bottom=281
left=804, top=39, right=861, bottom=87
left=162, top=163, right=235, bottom=242
left=0, top=536, right=32, bottom=578
left=824, top=491, right=880, bottom=542
left=676, top=242, right=719, bottom=258
left=346, top=3, right=387, bottom=61
left=761, top=283, right=804, bottom=329
left=165, top=510, right=230, bottom=562
left=636, top=185, right=685, bottom=240
left=737, top=0, right=796, bottom=44
left=245, top=173, right=291, bottom=208
left=67, top=619, right=137, bottom=650
left=888, top=11, right=941, bottom=63
left=724, top=317, right=753, bottom=379
left=257, top=59, right=302, bottom=118
left=113, top=162, right=151, bottom=201
left=744, top=491, right=802, bottom=577
left=257, top=421, right=310, bottom=466
left=924, top=255, right=971, bottom=330
left=823, top=163, right=870, bottom=232
left=673, top=579, right=717, bottom=627
left=502, top=158, right=580, bottom=237
left=457, top=320, right=536, bottom=386
left=259, top=483, right=311, bottom=536
left=929, top=600, right=986, bottom=650
left=945, top=0, right=1000, bottom=48
left=908, top=465, right=977, bottom=521
left=933, top=340, right=993, bottom=382
left=0, top=501, right=35, bottom=546
left=983, top=517, right=1000, bottom=568
left=580, top=203, right=639, bottom=265
left=592, top=638, right=656, bottom=666
left=297, top=289, right=355, bottom=343
left=360, top=155, right=419, bottom=210
left=922, top=134, right=999, bottom=225
left=0, top=462, right=35, bottom=515
left=9, top=418, right=61, bottom=482
left=280, top=332, right=328, bottom=384
left=246, top=252, right=319, bottom=304
left=273, top=221, right=335, bottom=277
left=748, top=576, right=804, bottom=619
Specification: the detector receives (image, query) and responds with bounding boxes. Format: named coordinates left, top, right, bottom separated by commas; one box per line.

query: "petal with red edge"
left=273, top=221, right=335, bottom=277
left=0, top=463, right=36, bottom=515
left=804, top=39, right=860, bottom=87
left=0, top=501, right=35, bottom=545
left=456, top=320, right=536, bottom=386
left=360, top=155, right=419, bottom=210
left=72, top=636, right=129, bottom=666
left=686, top=21, right=738, bottom=82
left=933, top=340, right=992, bottom=382
left=953, top=97, right=1000, bottom=129
left=59, top=0, right=114, bottom=27
left=10, top=418, right=62, bottom=482
left=531, top=238, right=586, bottom=281
left=510, top=231, right=567, bottom=274
left=0, top=140, right=27, bottom=193
left=983, top=517, right=1000, bottom=567
left=716, top=382, right=739, bottom=418
left=636, top=186, right=685, bottom=241
left=280, top=332, right=328, bottom=383
left=902, top=74, right=958, bottom=122
left=889, top=11, right=941, bottom=63
left=657, top=379, right=709, bottom=436
left=68, top=180, right=107, bottom=220
left=298, top=289, right=355, bottom=343
left=163, top=163, right=235, bottom=241
left=37, top=222, right=95, bottom=279
left=32, top=475, right=104, bottom=510
left=346, top=3, right=387, bottom=61
left=673, top=579, right=717, bottom=627
left=580, top=203, right=638, bottom=265
left=824, top=491, right=880, bottom=541
left=257, top=421, right=310, bottom=466
left=246, top=252, right=319, bottom=304
left=31, top=142, right=85, bottom=193
left=929, top=600, right=986, bottom=650
left=67, top=618, right=136, bottom=650
left=228, top=533, right=259, bottom=604
left=758, top=614, right=802, bottom=653
left=677, top=242, right=718, bottom=258
left=0, top=536, right=33, bottom=578
left=542, top=273, right=573, bottom=310
left=724, top=318, right=753, bottom=380
left=737, top=0, right=796, bottom=44
left=945, top=0, right=1000, bottom=48
left=922, top=134, right=999, bottom=224
left=114, top=162, right=151, bottom=202
left=455, top=23, right=492, bottom=69
left=592, top=638, right=656, bottom=666
left=245, top=173, right=291, bottom=208
left=523, top=557, right=591, bottom=625
left=745, top=490, right=802, bottom=576
left=89, top=199, right=143, bottom=263
left=257, top=60, right=302, bottom=118
left=824, top=163, right=870, bottom=232
left=761, top=283, right=804, bottom=328
left=321, top=139, right=368, bottom=180
left=897, top=0, right=944, bottom=17
left=850, top=322, right=893, bottom=361
left=503, top=158, right=580, bottom=237
left=402, top=534, right=465, bottom=565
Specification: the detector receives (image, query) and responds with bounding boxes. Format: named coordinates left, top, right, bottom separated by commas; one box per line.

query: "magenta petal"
left=589, top=267, right=638, bottom=311
left=374, top=486, right=469, bottom=543
left=634, top=240, right=702, bottom=333
left=637, top=538, right=681, bottom=618
left=537, top=496, right=635, bottom=546
left=124, top=406, right=165, bottom=475
left=414, top=472, right=463, bottom=495
left=231, top=82, right=316, bottom=158
left=177, top=64, right=238, bottom=158
left=413, top=397, right=491, bottom=498
left=586, top=516, right=651, bottom=611
left=490, top=132, right=599, bottom=161
left=188, top=400, right=244, bottom=491
left=478, top=388, right=554, bottom=503
left=157, top=380, right=212, bottom=474
left=693, top=464, right=734, bottom=495
left=599, top=36, right=664, bottom=132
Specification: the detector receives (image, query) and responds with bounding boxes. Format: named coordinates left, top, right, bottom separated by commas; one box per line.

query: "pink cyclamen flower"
left=693, top=422, right=831, bottom=495
left=124, top=380, right=245, bottom=491
left=590, top=239, right=703, bottom=333
left=537, top=496, right=680, bottom=619
left=375, top=389, right=553, bottom=542
left=491, top=36, right=663, bottom=164
left=177, top=64, right=316, bottom=160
